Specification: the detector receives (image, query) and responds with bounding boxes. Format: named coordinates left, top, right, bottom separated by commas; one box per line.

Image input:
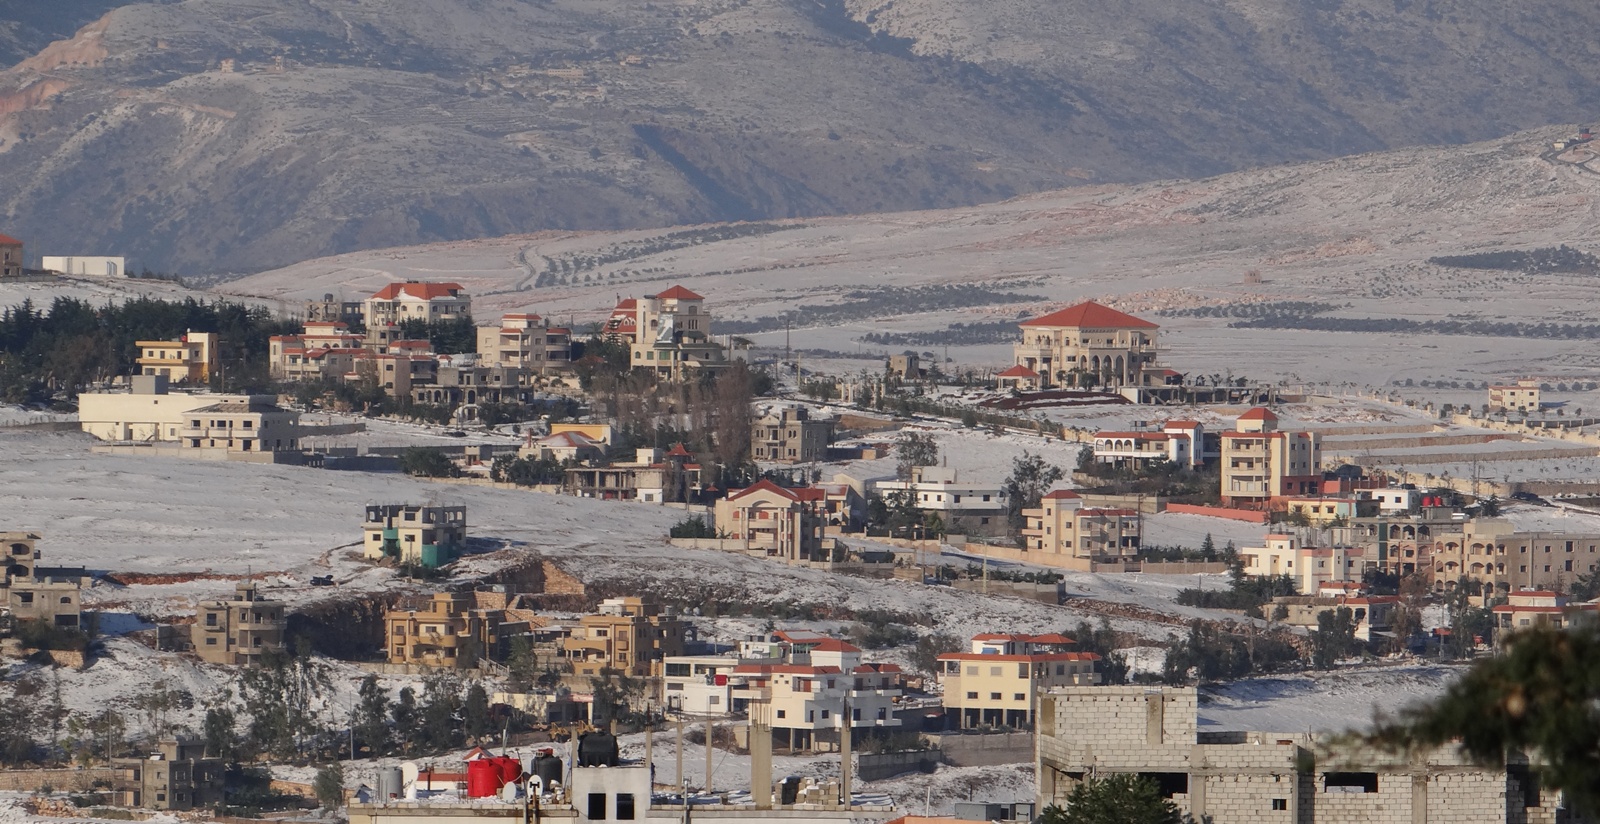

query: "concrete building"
left=1491, top=589, right=1600, bottom=644
left=1, top=532, right=86, bottom=632
left=136, top=331, right=218, bottom=384
left=1240, top=534, right=1373, bottom=593
left=110, top=739, right=224, bottom=811
left=193, top=583, right=286, bottom=666
left=714, top=480, right=831, bottom=562
left=872, top=466, right=1010, bottom=536
left=1090, top=420, right=1209, bottom=469
left=363, top=504, right=467, bottom=568
left=179, top=400, right=300, bottom=453
left=751, top=405, right=834, bottom=464
left=561, top=597, right=686, bottom=678
left=362, top=281, right=472, bottom=328
left=935, top=633, right=1099, bottom=730
left=40, top=256, right=125, bottom=277
left=0, top=234, right=21, bottom=278
left=730, top=637, right=903, bottom=751
left=303, top=293, right=364, bottom=325
left=1270, top=594, right=1397, bottom=642
left=1219, top=408, right=1322, bottom=506
left=1489, top=379, right=1541, bottom=414
left=1005, top=490, right=1142, bottom=571
left=566, top=446, right=703, bottom=504
left=476, top=313, right=572, bottom=373
left=384, top=591, right=526, bottom=668
left=1036, top=686, right=1568, bottom=824
left=1011, top=301, right=1162, bottom=389
left=622, top=285, right=738, bottom=380
left=663, top=654, right=742, bottom=716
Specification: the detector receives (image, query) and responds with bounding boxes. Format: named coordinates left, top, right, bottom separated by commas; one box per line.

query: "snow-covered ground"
left=1199, top=664, right=1462, bottom=734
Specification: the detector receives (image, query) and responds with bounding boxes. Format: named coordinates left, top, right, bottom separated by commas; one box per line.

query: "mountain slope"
left=2, top=0, right=1599, bottom=274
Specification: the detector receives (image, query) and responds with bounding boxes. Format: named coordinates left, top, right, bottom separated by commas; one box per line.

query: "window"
left=990, top=692, right=1002, bottom=700
left=616, top=794, right=636, bottom=820
left=1271, top=799, right=1287, bottom=811
left=205, top=638, right=217, bottom=646
left=776, top=710, right=786, bottom=719
left=1014, top=693, right=1026, bottom=701
left=587, top=793, right=607, bottom=819
left=1323, top=772, right=1379, bottom=793
left=966, top=691, right=978, bottom=699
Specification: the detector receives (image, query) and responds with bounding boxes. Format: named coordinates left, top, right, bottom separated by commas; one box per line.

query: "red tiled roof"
left=1164, top=420, right=1201, bottom=428
left=1026, top=633, right=1075, bottom=645
left=937, top=652, right=1101, bottom=663
left=998, top=365, right=1039, bottom=378
left=854, top=663, right=903, bottom=674
left=1238, top=407, right=1279, bottom=421
left=1095, top=431, right=1169, bottom=441
left=1041, top=490, right=1081, bottom=500
left=653, top=285, right=704, bottom=301
left=732, top=664, right=843, bottom=676
left=666, top=443, right=693, bottom=458
left=369, top=281, right=465, bottom=300
left=972, top=632, right=1031, bottom=641
left=1019, top=301, right=1158, bottom=330
left=0, top=234, right=20, bottom=246
left=808, top=638, right=862, bottom=653
left=727, top=479, right=800, bottom=502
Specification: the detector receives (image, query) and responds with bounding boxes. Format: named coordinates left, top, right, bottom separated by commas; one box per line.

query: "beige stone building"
left=1492, top=589, right=1600, bottom=645
left=476, top=312, right=572, bottom=373
left=561, top=596, right=686, bottom=678
left=137, top=332, right=218, bottom=384
left=1219, top=408, right=1322, bottom=506
left=0, top=234, right=21, bottom=278
left=78, top=377, right=298, bottom=450
left=751, top=405, right=834, bottom=463
left=1011, top=301, right=1162, bottom=389
left=714, top=480, right=831, bottom=562
left=730, top=637, right=904, bottom=752
left=935, top=633, right=1099, bottom=729
left=363, top=504, right=467, bottom=568
left=1, top=531, right=86, bottom=632
left=621, top=285, right=738, bottom=380
left=193, top=583, right=286, bottom=666
left=179, top=400, right=300, bottom=453
left=1002, top=490, right=1142, bottom=571
left=361, top=281, right=471, bottom=328
left=110, top=739, right=224, bottom=811
left=1489, top=379, right=1541, bottom=413
left=1240, top=534, right=1373, bottom=594
left=384, top=591, right=541, bottom=668
left=1037, top=686, right=1570, bottom=824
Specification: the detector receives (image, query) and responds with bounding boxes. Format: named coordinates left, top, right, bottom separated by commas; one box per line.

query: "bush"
left=669, top=516, right=716, bottom=539
left=399, top=448, right=458, bottom=478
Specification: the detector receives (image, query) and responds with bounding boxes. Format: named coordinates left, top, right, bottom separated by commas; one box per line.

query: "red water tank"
left=494, top=756, right=523, bottom=786
left=713, top=674, right=728, bottom=686
left=467, top=759, right=501, bottom=798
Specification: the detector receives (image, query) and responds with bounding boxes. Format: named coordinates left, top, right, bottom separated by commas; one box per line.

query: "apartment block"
left=1219, top=408, right=1322, bottom=506
left=384, top=591, right=518, bottom=668
left=730, top=636, right=903, bottom=751
left=1488, top=379, right=1541, bottom=413
left=136, top=331, right=218, bottom=384
left=873, top=466, right=1010, bottom=536
left=362, top=281, right=471, bottom=328
left=561, top=597, right=686, bottom=678
left=1036, top=686, right=1567, bottom=824
left=1011, top=301, right=1162, bottom=389
left=363, top=504, right=467, bottom=568
left=750, top=405, right=834, bottom=463
left=179, top=401, right=300, bottom=453
left=193, top=583, right=286, bottom=666
left=620, top=285, right=738, bottom=380
left=713, top=480, right=829, bottom=562
left=662, top=654, right=742, bottom=715
left=110, top=738, right=224, bottom=811
left=476, top=313, right=572, bottom=372
left=1492, top=589, right=1600, bottom=645
left=1, top=532, right=86, bottom=631
left=936, top=633, right=1099, bottom=730
left=1240, top=534, right=1373, bottom=593
left=565, top=446, right=703, bottom=504
left=0, top=234, right=20, bottom=278
left=1002, top=489, right=1141, bottom=571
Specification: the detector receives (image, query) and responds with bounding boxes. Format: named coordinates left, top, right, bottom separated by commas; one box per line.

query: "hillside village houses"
left=137, top=331, right=218, bottom=384
left=361, top=281, right=472, bottom=327
left=981, top=490, right=1143, bottom=571
left=383, top=590, right=544, bottom=668
left=1, top=532, right=87, bottom=636
left=363, top=503, right=468, bottom=569
left=1488, top=378, right=1542, bottom=413
left=1089, top=420, right=1212, bottom=469
left=602, top=285, right=748, bottom=380
left=751, top=404, right=835, bottom=463
left=192, top=583, right=287, bottom=666
left=936, top=633, right=1100, bottom=730
left=872, top=466, right=1010, bottom=536
left=712, top=480, right=835, bottom=562
left=1491, top=589, right=1600, bottom=645
left=1218, top=407, right=1322, bottom=507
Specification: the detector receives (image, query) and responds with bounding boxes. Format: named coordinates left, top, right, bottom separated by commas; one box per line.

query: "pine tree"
left=464, top=683, right=491, bottom=745
left=1041, top=774, right=1181, bottom=824
left=391, top=687, right=418, bottom=753
left=355, top=675, right=390, bottom=757
left=313, top=762, right=346, bottom=811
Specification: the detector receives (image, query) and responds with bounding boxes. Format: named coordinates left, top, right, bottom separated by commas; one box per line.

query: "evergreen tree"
left=464, top=683, right=492, bottom=744
left=391, top=687, right=418, bottom=752
left=1003, top=451, right=1065, bottom=532
left=1041, top=774, right=1181, bottom=824
left=1310, top=606, right=1358, bottom=669
left=354, top=675, right=390, bottom=757
left=506, top=637, right=539, bottom=693
left=313, top=762, right=347, bottom=811
left=202, top=705, right=237, bottom=763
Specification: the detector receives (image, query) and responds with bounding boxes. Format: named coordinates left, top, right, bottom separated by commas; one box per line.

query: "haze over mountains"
left=2, top=0, right=1599, bottom=274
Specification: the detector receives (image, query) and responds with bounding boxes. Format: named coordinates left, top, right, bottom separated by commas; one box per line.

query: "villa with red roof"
left=0, top=233, right=21, bottom=278
left=602, top=284, right=743, bottom=380
left=712, top=479, right=834, bottom=563
left=1220, top=407, right=1322, bottom=507
left=1091, top=419, right=1210, bottom=469
left=1011, top=300, right=1162, bottom=389
left=936, top=632, right=1099, bottom=729
left=361, top=281, right=471, bottom=328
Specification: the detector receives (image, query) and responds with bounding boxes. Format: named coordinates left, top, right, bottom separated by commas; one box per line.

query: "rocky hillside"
left=2, top=0, right=1599, bottom=274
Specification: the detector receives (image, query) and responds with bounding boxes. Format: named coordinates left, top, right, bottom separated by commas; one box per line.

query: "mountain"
left=2, top=0, right=1599, bottom=274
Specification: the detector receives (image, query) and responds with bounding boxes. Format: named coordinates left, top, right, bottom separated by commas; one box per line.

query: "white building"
left=1091, top=420, right=1208, bottom=468
left=872, top=466, right=1009, bottom=535
left=41, top=256, right=126, bottom=277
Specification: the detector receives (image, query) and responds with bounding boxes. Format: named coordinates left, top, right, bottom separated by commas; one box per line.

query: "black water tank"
left=535, top=754, right=563, bottom=785
left=577, top=732, right=620, bottom=767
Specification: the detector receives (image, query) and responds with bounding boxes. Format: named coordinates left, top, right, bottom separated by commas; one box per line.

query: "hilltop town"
left=5, top=227, right=1600, bottom=824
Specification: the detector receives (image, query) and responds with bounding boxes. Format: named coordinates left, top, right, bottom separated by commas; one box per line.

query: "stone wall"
left=0, top=768, right=110, bottom=792
left=928, top=731, right=1034, bottom=767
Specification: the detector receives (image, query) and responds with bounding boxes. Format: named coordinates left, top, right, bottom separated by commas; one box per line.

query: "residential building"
left=136, top=331, right=218, bottom=384
left=268, top=321, right=365, bottom=379
left=1281, top=495, right=1373, bottom=525
left=178, top=400, right=300, bottom=453
left=1361, top=486, right=1419, bottom=514
left=1488, top=379, right=1541, bottom=413
left=362, top=504, right=467, bottom=568
left=412, top=362, right=538, bottom=409
left=1240, top=534, right=1373, bottom=593
left=887, top=353, right=922, bottom=379
left=1036, top=686, right=1567, bottom=824
left=193, top=583, right=286, bottom=666
left=78, top=377, right=296, bottom=448
left=523, top=430, right=606, bottom=464
left=1011, top=301, right=1162, bottom=389
left=731, top=636, right=903, bottom=751
left=1090, top=420, right=1209, bottom=469
left=1491, top=589, right=1600, bottom=644
left=996, top=490, right=1141, bottom=571
left=936, top=633, right=1099, bottom=729
left=351, top=351, right=438, bottom=399
left=303, top=293, right=364, bottom=325
left=561, top=596, right=686, bottom=678
left=1428, top=520, right=1600, bottom=594
left=713, top=480, right=831, bottom=562
left=110, top=739, right=224, bottom=811
left=41, top=256, right=125, bottom=277
left=361, top=281, right=471, bottom=328
left=1269, top=594, right=1396, bottom=642
left=476, top=313, right=572, bottom=373
left=0, top=234, right=21, bottom=278
left=662, top=654, right=742, bottom=715
left=751, top=405, right=834, bottom=463
left=872, top=467, right=1010, bottom=536
left=384, top=591, right=538, bottom=668
left=1, top=532, right=86, bottom=631
left=622, top=285, right=738, bottom=380
left=1219, top=408, right=1322, bottom=506
left=565, top=446, right=703, bottom=504
left=602, top=298, right=639, bottom=343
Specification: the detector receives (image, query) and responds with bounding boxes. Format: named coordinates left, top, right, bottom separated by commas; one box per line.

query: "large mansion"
left=1011, top=301, right=1165, bottom=389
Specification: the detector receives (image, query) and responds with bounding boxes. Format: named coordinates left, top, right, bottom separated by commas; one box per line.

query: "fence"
left=1163, top=503, right=1267, bottom=523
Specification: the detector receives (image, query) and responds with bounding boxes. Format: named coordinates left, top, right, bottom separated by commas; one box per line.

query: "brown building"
left=561, top=596, right=686, bottom=677
left=193, top=583, right=286, bottom=666
left=110, top=738, right=225, bottom=811
left=0, top=234, right=21, bottom=278
left=750, top=405, right=834, bottom=463
left=1, top=531, right=86, bottom=633
left=384, top=591, right=542, bottom=669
